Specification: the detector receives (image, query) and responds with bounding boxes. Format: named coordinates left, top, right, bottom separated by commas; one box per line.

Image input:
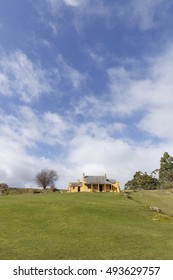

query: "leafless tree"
left=35, top=169, right=58, bottom=189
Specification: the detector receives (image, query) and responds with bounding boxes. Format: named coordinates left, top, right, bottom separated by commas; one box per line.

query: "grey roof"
left=84, top=176, right=116, bottom=185
left=108, top=179, right=116, bottom=184
left=69, top=182, right=82, bottom=187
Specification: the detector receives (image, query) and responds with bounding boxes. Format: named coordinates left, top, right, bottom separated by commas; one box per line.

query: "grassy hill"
left=0, top=190, right=173, bottom=260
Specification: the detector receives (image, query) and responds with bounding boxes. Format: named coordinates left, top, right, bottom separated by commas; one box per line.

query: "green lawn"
left=0, top=191, right=173, bottom=260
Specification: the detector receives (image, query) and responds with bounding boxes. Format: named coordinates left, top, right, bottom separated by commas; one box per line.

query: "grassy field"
left=0, top=190, right=173, bottom=260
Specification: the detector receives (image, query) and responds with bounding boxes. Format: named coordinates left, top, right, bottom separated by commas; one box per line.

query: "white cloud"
left=0, top=49, right=86, bottom=103
left=45, top=0, right=81, bottom=12
left=43, top=0, right=114, bottom=33
left=114, top=0, right=170, bottom=31
left=0, top=133, right=38, bottom=187
left=42, top=0, right=170, bottom=33
left=57, top=55, right=87, bottom=90
left=45, top=0, right=62, bottom=12
left=1, top=1, right=173, bottom=190
left=0, top=50, right=52, bottom=102
left=43, top=111, right=72, bottom=145
left=67, top=68, right=86, bottom=89
left=48, top=21, right=59, bottom=36
left=64, top=0, right=81, bottom=7
left=73, top=43, right=173, bottom=144
left=0, top=73, right=11, bottom=96
left=0, top=100, right=172, bottom=189
left=66, top=129, right=168, bottom=187
left=139, top=108, right=173, bottom=140
left=127, top=0, right=165, bottom=30
left=72, top=95, right=104, bottom=119
left=86, top=44, right=114, bottom=70
left=0, top=106, right=74, bottom=187
left=88, top=50, right=105, bottom=68
left=59, top=43, right=173, bottom=187
left=106, top=44, right=173, bottom=118
left=122, top=1, right=168, bottom=31
left=6, top=106, right=71, bottom=147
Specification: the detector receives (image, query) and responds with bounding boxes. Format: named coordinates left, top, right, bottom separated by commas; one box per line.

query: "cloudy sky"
left=0, top=0, right=173, bottom=188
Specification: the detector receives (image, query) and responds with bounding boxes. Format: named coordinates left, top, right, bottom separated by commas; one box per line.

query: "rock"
left=149, top=206, right=161, bottom=213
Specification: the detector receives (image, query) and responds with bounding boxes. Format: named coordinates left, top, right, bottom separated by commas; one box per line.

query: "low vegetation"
left=0, top=190, right=173, bottom=260
left=0, top=187, right=61, bottom=195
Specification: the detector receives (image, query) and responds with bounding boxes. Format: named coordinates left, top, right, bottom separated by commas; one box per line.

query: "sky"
left=0, top=0, right=173, bottom=189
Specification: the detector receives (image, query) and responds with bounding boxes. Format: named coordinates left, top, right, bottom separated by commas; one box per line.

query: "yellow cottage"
left=68, top=173, right=120, bottom=193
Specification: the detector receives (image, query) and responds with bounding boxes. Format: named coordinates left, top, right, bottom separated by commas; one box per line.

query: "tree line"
left=2, top=152, right=172, bottom=190
left=125, top=152, right=173, bottom=190
left=36, top=152, right=173, bottom=190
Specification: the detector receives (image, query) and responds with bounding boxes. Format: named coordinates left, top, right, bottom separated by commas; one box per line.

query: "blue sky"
left=0, top=0, right=173, bottom=188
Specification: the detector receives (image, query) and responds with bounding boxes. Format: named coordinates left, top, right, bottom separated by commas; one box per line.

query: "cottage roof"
left=69, top=182, right=82, bottom=187
left=108, top=179, right=116, bottom=184
left=84, top=176, right=116, bottom=185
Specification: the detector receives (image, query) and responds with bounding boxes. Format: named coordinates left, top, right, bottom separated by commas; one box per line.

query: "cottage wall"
left=68, top=186, right=77, bottom=192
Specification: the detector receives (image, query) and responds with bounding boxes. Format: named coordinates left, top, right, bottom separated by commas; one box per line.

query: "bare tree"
left=35, top=169, right=58, bottom=189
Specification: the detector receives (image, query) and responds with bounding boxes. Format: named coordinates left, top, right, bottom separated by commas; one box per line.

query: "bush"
left=32, top=189, right=42, bottom=194
left=50, top=186, right=58, bottom=192
left=0, top=183, right=9, bottom=190
left=158, top=182, right=173, bottom=189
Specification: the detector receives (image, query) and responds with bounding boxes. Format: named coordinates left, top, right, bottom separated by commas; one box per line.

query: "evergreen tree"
left=159, top=152, right=173, bottom=186
left=125, top=171, right=158, bottom=190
